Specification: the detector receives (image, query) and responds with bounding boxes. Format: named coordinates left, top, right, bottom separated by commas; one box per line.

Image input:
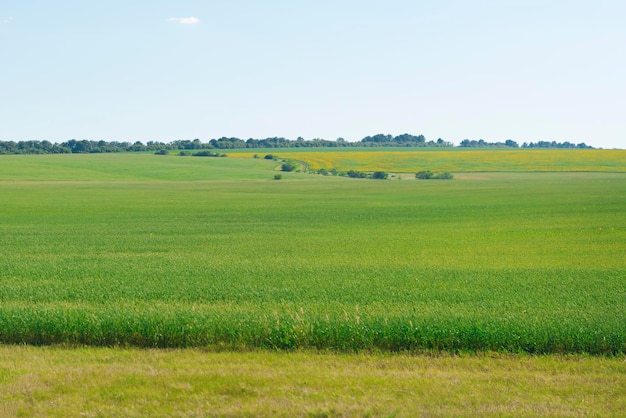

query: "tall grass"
left=3, top=346, right=624, bottom=417
left=0, top=154, right=624, bottom=353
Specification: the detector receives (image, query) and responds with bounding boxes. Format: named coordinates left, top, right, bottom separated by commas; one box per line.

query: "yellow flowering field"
left=228, top=149, right=626, bottom=172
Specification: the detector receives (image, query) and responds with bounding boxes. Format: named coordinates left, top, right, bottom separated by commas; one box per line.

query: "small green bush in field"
left=435, top=172, right=454, bottom=179
left=416, top=170, right=434, bottom=179
left=192, top=151, right=227, bottom=157
left=416, top=170, right=453, bottom=180
left=347, top=170, right=367, bottom=178
left=372, top=171, right=388, bottom=180
left=281, top=161, right=297, bottom=172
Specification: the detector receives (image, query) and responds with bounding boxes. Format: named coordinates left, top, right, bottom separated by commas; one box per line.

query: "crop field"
left=0, top=152, right=625, bottom=354
left=229, top=148, right=626, bottom=173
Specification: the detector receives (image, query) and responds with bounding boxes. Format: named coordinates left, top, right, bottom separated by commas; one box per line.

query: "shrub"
left=347, top=170, right=367, bottom=178
left=281, top=161, right=297, bottom=172
left=192, top=151, right=226, bottom=157
left=416, top=170, right=434, bottom=179
left=434, top=172, right=454, bottom=180
left=179, top=151, right=192, bottom=156
left=264, top=154, right=275, bottom=160
left=416, top=171, right=454, bottom=180
left=154, top=150, right=168, bottom=155
left=273, top=174, right=282, bottom=180
left=372, top=171, right=389, bottom=180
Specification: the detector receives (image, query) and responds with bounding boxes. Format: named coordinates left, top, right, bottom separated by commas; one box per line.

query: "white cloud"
left=2, top=17, right=14, bottom=24
left=168, top=16, right=200, bottom=25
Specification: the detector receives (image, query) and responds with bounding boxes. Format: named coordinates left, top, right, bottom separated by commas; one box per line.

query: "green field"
left=1, top=152, right=624, bottom=354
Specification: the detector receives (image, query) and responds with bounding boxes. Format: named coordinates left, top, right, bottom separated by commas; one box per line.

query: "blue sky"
left=2, top=1, right=625, bottom=148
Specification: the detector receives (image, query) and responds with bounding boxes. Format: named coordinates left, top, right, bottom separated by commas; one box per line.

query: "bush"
left=416, top=171, right=454, bottom=180
left=281, top=161, right=297, bottom=172
left=415, top=170, right=434, bottom=179
left=372, top=171, right=388, bottom=180
left=179, top=151, right=192, bottom=156
left=273, top=174, right=282, bottom=180
left=192, top=151, right=226, bottom=157
left=154, top=150, right=168, bottom=155
left=264, top=154, right=275, bottom=160
left=347, top=170, right=367, bottom=178
left=434, top=172, right=454, bottom=180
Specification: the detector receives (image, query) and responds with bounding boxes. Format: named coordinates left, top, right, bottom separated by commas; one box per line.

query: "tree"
left=371, top=171, right=388, bottom=180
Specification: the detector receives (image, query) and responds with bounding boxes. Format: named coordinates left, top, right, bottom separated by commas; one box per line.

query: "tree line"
left=459, top=139, right=592, bottom=149
left=0, top=134, right=593, bottom=155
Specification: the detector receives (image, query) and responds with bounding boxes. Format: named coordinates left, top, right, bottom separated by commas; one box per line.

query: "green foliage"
left=371, top=171, right=388, bottom=180
left=0, top=136, right=598, bottom=155
left=281, top=161, right=297, bottom=172
left=0, top=154, right=624, bottom=353
left=435, top=172, right=454, bottom=179
left=273, top=174, right=283, bottom=180
left=154, top=149, right=168, bottom=155
left=264, top=154, right=276, bottom=160
left=192, top=151, right=227, bottom=157
left=416, top=170, right=454, bottom=180
left=416, top=170, right=434, bottom=179
left=347, top=170, right=367, bottom=178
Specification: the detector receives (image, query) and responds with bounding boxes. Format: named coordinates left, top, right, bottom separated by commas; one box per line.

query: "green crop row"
left=0, top=301, right=623, bottom=353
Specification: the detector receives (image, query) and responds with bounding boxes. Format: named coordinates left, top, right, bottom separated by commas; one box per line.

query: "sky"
left=1, top=1, right=625, bottom=148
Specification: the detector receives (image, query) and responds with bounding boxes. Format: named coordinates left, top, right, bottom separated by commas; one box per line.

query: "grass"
left=1, top=346, right=624, bottom=417
left=0, top=153, right=624, bottom=353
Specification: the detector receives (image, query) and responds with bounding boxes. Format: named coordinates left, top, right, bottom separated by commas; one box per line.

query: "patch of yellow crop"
left=233, top=149, right=626, bottom=172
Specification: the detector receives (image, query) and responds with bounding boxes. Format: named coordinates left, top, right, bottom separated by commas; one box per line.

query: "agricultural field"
left=0, top=151, right=624, bottom=353
left=0, top=150, right=625, bottom=415
left=228, top=148, right=626, bottom=173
